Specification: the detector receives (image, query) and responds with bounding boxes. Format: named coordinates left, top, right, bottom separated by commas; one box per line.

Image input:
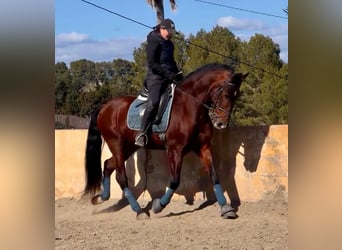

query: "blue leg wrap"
left=123, top=188, right=142, bottom=213
left=214, top=184, right=227, bottom=206
left=101, top=176, right=110, bottom=200
left=160, top=188, right=174, bottom=207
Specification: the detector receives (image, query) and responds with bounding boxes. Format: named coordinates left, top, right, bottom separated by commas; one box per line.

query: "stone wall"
left=55, top=125, right=288, bottom=203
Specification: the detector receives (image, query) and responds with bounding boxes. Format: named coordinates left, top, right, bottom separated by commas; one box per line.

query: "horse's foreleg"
left=152, top=148, right=182, bottom=213
left=200, top=145, right=237, bottom=219
left=152, top=187, right=176, bottom=214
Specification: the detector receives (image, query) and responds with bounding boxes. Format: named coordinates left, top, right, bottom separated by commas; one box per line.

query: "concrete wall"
left=55, top=125, right=287, bottom=203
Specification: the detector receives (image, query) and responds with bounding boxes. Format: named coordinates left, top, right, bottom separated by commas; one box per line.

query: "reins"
left=175, top=83, right=211, bottom=110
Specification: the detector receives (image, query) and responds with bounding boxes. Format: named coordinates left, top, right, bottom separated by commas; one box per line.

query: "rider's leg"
left=135, top=82, right=164, bottom=147
left=135, top=100, right=155, bottom=147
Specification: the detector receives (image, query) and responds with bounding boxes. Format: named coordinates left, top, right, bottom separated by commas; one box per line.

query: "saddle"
left=137, top=83, right=174, bottom=124
left=127, top=83, right=176, bottom=132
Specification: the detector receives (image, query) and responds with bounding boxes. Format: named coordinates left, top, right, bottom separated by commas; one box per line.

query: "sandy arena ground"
left=55, top=187, right=287, bottom=250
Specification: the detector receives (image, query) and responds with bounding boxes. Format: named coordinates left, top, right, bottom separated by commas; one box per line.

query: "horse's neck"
left=182, top=78, right=216, bottom=103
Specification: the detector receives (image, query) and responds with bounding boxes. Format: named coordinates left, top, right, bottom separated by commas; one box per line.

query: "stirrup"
left=135, top=133, right=148, bottom=147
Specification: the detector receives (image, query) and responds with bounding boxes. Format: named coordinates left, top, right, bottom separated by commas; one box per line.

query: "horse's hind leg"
left=114, top=152, right=149, bottom=219
left=101, top=158, right=115, bottom=200
left=91, top=157, right=115, bottom=204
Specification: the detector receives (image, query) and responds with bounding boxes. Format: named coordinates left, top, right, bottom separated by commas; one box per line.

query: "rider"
left=135, top=18, right=183, bottom=147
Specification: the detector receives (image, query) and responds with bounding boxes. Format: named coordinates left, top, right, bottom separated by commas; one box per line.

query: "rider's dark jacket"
left=145, top=30, right=179, bottom=86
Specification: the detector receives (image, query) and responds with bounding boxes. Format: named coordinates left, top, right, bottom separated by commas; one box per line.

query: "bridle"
left=208, top=80, right=240, bottom=122
left=175, top=79, right=240, bottom=124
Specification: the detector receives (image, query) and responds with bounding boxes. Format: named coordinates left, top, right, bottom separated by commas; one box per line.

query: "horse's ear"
left=232, top=72, right=249, bottom=83
left=241, top=72, right=249, bottom=81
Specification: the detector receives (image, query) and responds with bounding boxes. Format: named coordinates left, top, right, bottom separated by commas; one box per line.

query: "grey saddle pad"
left=127, top=85, right=176, bottom=133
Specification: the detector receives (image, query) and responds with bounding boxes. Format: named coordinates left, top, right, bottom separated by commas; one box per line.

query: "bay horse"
left=83, top=63, right=248, bottom=219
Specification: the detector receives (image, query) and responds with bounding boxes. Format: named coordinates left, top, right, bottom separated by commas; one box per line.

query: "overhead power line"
left=194, top=0, right=288, bottom=20
left=174, top=37, right=287, bottom=80
left=79, top=0, right=288, bottom=80
left=80, top=0, right=153, bottom=29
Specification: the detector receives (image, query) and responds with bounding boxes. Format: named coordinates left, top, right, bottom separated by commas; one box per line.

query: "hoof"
left=91, top=194, right=104, bottom=205
left=136, top=211, right=150, bottom=220
left=152, top=199, right=163, bottom=213
left=221, top=204, right=238, bottom=219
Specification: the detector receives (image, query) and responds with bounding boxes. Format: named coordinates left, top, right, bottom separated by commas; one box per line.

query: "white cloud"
left=55, top=20, right=288, bottom=65
left=56, top=32, right=90, bottom=46
left=55, top=32, right=144, bottom=65
left=217, top=16, right=288, bottom=62
left=217, top=16, right=267, bottom=31
left=267, top=23, right=288, bottom=36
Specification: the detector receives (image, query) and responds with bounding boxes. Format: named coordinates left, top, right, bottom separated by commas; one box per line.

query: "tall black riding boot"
left=135, top=107, right=155, bottom=147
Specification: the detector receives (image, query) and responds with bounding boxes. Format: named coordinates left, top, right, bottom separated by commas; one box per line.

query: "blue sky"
left=55, top=0, right=288, bottom=65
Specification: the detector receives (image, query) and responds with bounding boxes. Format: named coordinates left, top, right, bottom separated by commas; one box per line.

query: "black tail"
left=83, top=107, right=103, bottom=196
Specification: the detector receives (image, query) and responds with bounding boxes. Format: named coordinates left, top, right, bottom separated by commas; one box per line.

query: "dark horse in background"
left=83, top=63, right=248, bottom=219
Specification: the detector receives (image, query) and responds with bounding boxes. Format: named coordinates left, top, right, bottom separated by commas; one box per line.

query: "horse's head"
left=209, top=72, right=248, bottom=129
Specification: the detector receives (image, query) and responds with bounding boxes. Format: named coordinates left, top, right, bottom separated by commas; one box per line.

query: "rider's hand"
left=165, top=71, right=177, bottom=81
left=174, top=71, right=183, bottom=83
left=165, top=71, right=183, bottom=84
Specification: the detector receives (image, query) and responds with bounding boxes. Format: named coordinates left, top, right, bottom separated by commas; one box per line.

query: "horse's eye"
left=234, top=90, right=241, bottom=97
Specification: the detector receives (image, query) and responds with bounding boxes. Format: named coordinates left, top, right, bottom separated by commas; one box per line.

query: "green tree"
left=63, top=59, right=95, bottom=115
left=183, top=26, right=241, bottom=74
left=76, top=59, right=139, bottom=117
left=69, top=59, right=97, bottom=89
left=172, top=31, right=189, bottom=72
left=262, top=63, right=288, bottom=124
left=95, top=62, right=114, bottom=86
left=55, top=62, right=71, bottom=114
left=233, top=34, right=287, bottom=125
left=132, top=42, right=148, bottom=92
left=183, top=29, right=210, bottom=73
left=205, top=26, right=241, bottom=65
left=110, top=58, right=137, bottom=95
